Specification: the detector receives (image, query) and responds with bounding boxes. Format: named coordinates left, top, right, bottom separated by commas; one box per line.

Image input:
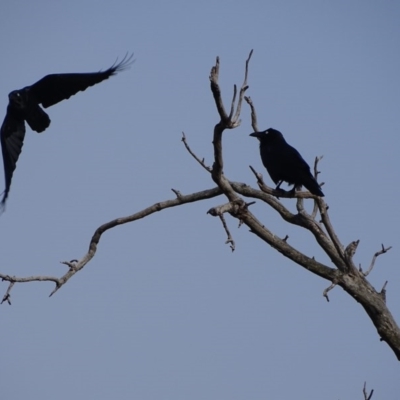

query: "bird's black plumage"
left=0, top=54, right=133, bottom=211
left=250, top=128, right=324, bottom=197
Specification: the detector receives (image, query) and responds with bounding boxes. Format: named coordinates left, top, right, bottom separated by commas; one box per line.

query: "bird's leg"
left=275, top=181, right=284, bottom=190
left=288, top=184, right=302, bottom=196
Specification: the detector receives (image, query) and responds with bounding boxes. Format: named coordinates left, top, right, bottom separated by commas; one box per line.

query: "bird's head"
left=249, top=128, right=285, bottom=143
left=8, top=90, right=28, bottom=110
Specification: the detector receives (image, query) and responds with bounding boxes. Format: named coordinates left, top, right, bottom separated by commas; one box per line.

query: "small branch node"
left=379, top=280, right=388, bottom=303
left=61, top=260, right=78, bottom=271
left=344, top=239, right=360, bottom=264
left=49, top=282, right=61, bottom=298
left=171, top=188, right=183, bottom=199
left=282, top=235, right=289, bottom=242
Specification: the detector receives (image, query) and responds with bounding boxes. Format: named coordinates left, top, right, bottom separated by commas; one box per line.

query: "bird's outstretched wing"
left=0, top=111, right=26, bottom=209
left=29, top=54, right=134, bottom=108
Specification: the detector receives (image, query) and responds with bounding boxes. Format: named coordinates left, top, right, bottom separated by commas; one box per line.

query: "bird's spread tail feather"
left=25, top=105, right=50, bottom=133
left=303, top=176, right=324, bottom=197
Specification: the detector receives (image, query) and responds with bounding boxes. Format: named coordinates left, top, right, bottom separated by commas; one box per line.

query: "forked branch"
left=0, top=187, right=223, bottom=300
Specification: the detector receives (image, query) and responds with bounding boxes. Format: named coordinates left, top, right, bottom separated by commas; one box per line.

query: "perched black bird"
left=0, top=54, right=133, bottom=211
left=250, top=128, right=324, bottom=197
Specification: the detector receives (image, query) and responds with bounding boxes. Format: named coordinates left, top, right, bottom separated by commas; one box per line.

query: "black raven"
left=250, top=128, right=324, bottom=197
left=0, top=54, right=133, bottom=211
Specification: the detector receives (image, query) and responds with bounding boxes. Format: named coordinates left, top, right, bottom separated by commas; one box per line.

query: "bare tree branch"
left=363, top=382, right=374, bottom=400
left=317, top=197, right=345, bottom=261
left=361, top=244, right=392, bottom=277
left=1, top=187, right=223, bottom=298
left=245, top=96, right=259, bottom=132
left=323, top=280, right=338, bottom=302
left=182, top=131, right=212, bottom=172
left=1, top=282, right=14, bottom=305
left=209, top=50, right=252, bottom=187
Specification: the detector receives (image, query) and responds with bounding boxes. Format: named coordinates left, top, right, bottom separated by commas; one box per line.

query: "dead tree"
left=1, top=51, right=399, bottom=366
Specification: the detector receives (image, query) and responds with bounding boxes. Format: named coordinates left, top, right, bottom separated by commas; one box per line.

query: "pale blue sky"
left=1, top=1, right=399, bottom=399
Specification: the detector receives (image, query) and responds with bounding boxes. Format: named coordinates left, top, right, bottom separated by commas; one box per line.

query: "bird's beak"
left=249, top=132, right=263, bottom=138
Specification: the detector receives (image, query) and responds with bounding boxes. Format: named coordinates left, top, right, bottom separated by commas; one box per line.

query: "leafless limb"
left=0, top=274, right=60, bottom=302
left=171, top=188, right=183, bottom=199
left=1, top=281, right=14, bottom=305
left=313, top=155, right=323, bottom=180
left=311, top=156, right=324, bottom=219
left=232, top=49, right=253, bottom=123
left=244, top=96, right=259, bottom=132
left=363, top=382, right=374, bottom=400
left=1, top=187, right=223, bottom=298
left=296, top=192, right=305, bottom=215
left=209, top=49, right=253, bottom=186
left=219, top=214, right=235, bottom=252
left=242, top=168, right=346, bottom=271
left=323, top=280, right=338, bottom=302
left=361, top=244, right=392, bottom=277
left=181, top=131, right=212, bottom=172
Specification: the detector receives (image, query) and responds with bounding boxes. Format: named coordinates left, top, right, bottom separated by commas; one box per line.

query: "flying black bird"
left=250, top=128, right=324, bottom=197
left=0, top=54, right=133, bottom=211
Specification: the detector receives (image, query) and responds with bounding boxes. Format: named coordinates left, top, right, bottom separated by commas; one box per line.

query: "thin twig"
left=219, top=214, right=235, bottom=252
left=362, top=244, right=392, bottom=277
left=323, top=280, right=338, bottom=302
left=209, top=56, right=228, bottom=121
left=181, top=132, right=212, bottom=172
left=311, top=156, right=324, bottom=219
left=363, top=382, right=374, bottom=400
left=244, top=96, right=259, bottom=132
left=207, top=201, right=242, bottom=251
left=171, top=188, right=183, bottom=199
left=1, top=282, right=15, bottom=305
left=232, top=50, right=253, bottom=123
left=317, top=198, right=345, bottom=262
left=228, top=85, right=237, bottom=120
